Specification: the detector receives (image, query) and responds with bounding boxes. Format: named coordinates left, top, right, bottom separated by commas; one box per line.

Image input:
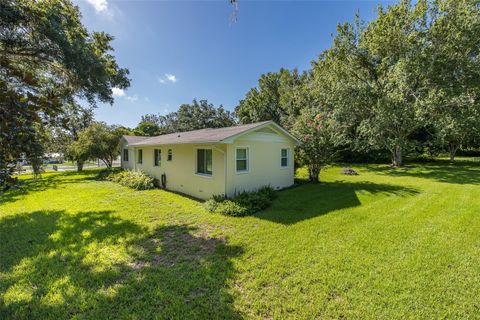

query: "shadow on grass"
left=0, top=170, right=100, bottom=204
left=364, top=160, right=480, bottom=185
left=0, top=210, right=243, bottom=319
left=255, top=181, right=419, bottom=225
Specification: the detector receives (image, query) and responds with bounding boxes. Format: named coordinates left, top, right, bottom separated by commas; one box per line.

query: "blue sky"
left=74, top=0, right=391, bottom=128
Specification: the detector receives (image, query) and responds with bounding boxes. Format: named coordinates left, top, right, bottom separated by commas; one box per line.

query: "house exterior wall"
left=120, top=144, right=135, bottom=170
left=225, top=131, right=295, bottom=197
left=124, top=144, right=227, bottom=200
left=119, top=127, right=296, bottom=200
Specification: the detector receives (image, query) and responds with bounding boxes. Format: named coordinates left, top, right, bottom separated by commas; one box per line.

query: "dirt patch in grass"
left=151, top=227, right=226, bottom=267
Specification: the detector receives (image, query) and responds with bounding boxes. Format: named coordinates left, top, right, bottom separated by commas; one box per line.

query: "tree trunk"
left=308, top=165, right=321, bottom=183
left=448, top=143, right=459, bottom=162
left=101, top=158, right=112, bottom=169
left=77, top=160, right=84, bottom=172
left=392, top=145, right=403, bottom=167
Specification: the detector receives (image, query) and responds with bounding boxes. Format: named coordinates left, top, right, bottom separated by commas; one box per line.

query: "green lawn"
left=1, top=160, right=480, bottom=319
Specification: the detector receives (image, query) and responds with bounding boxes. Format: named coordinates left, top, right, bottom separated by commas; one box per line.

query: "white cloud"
left=126, top=95, right=138, bottom=102
left=86, top=0, right=108, bottom=12
left=112, top=87, right=125, bottom=97
left=112, top=88, right=140, bottom=102
left=165, top=74, right=177, bottom=83
left=157, top=73, right=177, bottom=84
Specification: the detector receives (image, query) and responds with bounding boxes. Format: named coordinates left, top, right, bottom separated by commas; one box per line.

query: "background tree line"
left=234, top=0, right=480, bottom=181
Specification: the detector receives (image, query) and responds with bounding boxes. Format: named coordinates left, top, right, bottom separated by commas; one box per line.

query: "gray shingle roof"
left=127, top=121, right=290, bottom=146
left=122, top=135, right=150, bottom=145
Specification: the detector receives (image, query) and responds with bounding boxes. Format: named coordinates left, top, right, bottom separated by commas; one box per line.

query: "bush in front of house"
left=106, top=169, right=155, bottom=190
left=205, top=186, right=276, bottom=217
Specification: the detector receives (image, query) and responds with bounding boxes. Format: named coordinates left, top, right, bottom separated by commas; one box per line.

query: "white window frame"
left=280, top=148, right=290, bottom=168
left=123, top=149, right=129, bottom=162
left=194, top=147, right=213, bottom=177
left=137, top=149, right=143, bottom=164
left=167, top=148, right=173, bottom=161
left=235, top=146, right=250, bottom=174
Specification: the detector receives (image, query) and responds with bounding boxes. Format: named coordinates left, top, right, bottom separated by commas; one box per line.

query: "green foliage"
left=312, top=0, right=429, bottom=167
left=257, top=185, right=277, bottom=201
left=235, top=68, right=306, bottom=129
left=0, top=0, right=129, bottom=186
left=294, top=111, right=344, bottom=182
left=134, top=120, right=162, bottom=136
left=140, top=99, right=236, bottom=134
left=106, top=169, right=155, bottom=190
left=418, top=0, right=480, bottom=161
left=205, top=186, right=276, bottom=216
left=44, top=104, right=95, bottom=170
left=214, top=200, right=249, bottom=217
left=69, top=122, right=122, bottom=170
left=203, top=198, right=220, bottom=212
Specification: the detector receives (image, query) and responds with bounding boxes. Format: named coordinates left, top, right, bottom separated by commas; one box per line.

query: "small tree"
left=294, top=111, right=343, bottom=182
left=67, top=141, right=90, bottom=172
left=74, top=123, right=122, bottom=170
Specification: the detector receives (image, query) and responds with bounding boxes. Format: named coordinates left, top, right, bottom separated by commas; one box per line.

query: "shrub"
left=234, top=191, right=270, bottom=213
left=205, top=186, right=276, bottom=217
left=106, top=169, right=155, bottom=190
left=257, top=185, right=277, bottom=201
left=204, top=199, right=219, bottom=212
left=216, top=200, right=248, bottom=217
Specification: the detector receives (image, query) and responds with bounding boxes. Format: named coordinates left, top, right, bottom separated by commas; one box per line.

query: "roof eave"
left=128, top=141, right=223, bottom=147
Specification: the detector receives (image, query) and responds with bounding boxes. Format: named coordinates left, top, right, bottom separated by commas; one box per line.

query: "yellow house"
left=120, top=121, right=301, bottom=199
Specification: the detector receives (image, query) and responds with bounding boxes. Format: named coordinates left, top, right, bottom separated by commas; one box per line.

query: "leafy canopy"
left=70, top=122, right=122, bottom=169
left=0, top=0, right=129, bottom=185
left=141, top=99, right=236, bottom=134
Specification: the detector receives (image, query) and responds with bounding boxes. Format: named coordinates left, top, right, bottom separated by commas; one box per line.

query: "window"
left=167, top=149, right=173, bottom=161
left=137, top=149, right=143, bottom=164
left=196, top=149, right=212, bottom=175
left=123, top=149, right=129, bottom=162
left=236, top=147, right=249, bottom=172
left=154, top=149, right=161, bottom=166
left=281, top=148, right=289, bottom=167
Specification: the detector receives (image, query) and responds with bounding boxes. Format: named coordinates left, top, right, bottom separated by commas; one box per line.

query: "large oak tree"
left=0, top=0, right=129, bottom=187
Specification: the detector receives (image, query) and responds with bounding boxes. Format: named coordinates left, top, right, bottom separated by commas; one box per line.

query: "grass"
left=1, top=160, right=480, bottom=319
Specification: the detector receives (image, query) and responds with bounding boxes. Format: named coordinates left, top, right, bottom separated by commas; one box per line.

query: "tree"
left=134, top=120, right=162, bottom=136
left=294, top=111, right=344, bottom=182
left=46, top=105, right=95, bottom=170
left=0, top=0, right=129, bottom=187
left=71, top=123, right=122, bottom=170
left=314, top=1, right=428, bottom=166
left=140, top=99, right=236, bottom=134
left=235, top=68, right=305, bottom=129
left=419, top=0, right=480, bottom=161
